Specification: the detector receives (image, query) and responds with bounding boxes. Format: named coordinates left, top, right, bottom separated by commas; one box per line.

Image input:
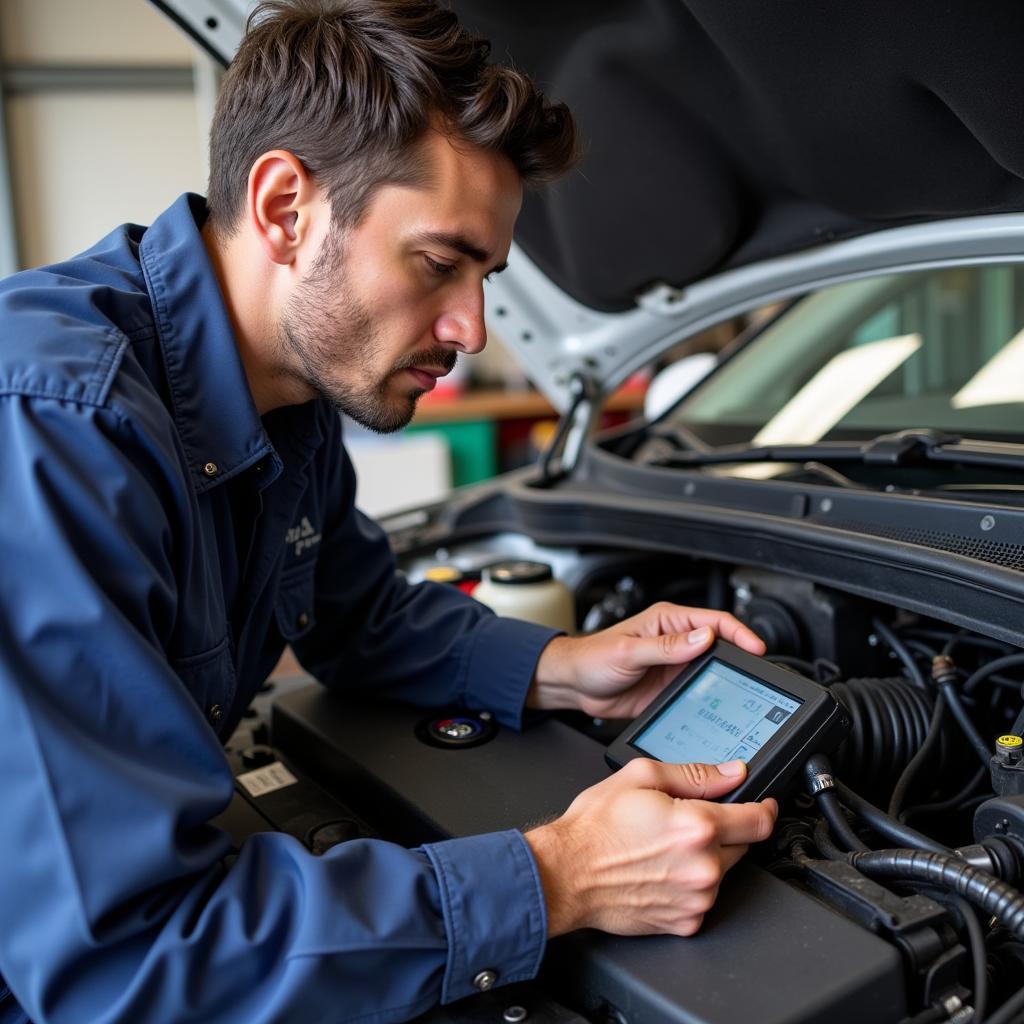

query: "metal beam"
left=1, top=64, right=193, bottom=94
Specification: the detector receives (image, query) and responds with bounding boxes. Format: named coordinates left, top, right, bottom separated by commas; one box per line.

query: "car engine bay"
left=222, top=527, right=1024, bottom=1024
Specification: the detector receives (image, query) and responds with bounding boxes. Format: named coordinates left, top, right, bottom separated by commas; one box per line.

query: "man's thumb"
left=620, top=625, right=714, bottom=670
left=662, top=759, right=748, bottom=799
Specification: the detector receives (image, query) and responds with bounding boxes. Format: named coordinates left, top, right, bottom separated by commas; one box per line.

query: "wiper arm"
left=650, top=428, right=1024, bottom=473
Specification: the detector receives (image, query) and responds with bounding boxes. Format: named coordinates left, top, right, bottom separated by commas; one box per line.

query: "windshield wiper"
left=648, top=428, right=1024, bottom=473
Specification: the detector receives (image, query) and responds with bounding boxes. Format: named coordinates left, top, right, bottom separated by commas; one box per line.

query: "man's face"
left=279, top=131, right=522, bottom=432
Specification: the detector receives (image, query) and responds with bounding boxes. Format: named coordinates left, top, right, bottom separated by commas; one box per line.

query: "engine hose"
left=933, top=655, right=994, bottom=769
left=849, top=849, right=1024, bottom=943
left=963, top=652, right=1024, bottom=696
left=812, top=815, right=848, bottom=861
left=835, top=780, right=951, bottom=855
left=815, top=788, right=869, bottom=852
left=830, top=677, right=936, bottom=794
left=888, top=691, right=948, bottom=820
left=872, top=617, right=928, bottom=688
left=983, top=983, right=1024, bottom=1024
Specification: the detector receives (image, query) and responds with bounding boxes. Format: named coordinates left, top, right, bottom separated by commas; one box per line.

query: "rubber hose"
left=936, top=676, right=993, bottom=768
left=888, top=691, right=948, bottom=820
left=963, top=653, right=1024, bottom=696
left=850, top=849, right=1024, bottom=942
left=830, top=677, right=934, bottom=794
left=816, top=789, right=870, bottom=852
left=836, top=780, right=950, bottom=855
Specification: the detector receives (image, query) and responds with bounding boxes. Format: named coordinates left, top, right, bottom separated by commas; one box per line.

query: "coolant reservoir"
left=473, top=560, right=575, bottom=633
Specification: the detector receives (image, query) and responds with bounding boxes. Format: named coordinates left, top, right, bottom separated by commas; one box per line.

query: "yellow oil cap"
left=996, top=734, right=1023, bottom=750
left=424, top=565, right=462, bottom=584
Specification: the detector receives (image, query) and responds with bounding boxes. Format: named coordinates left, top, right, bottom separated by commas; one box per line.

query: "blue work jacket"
left=0, top=194, right=557, bottom=1024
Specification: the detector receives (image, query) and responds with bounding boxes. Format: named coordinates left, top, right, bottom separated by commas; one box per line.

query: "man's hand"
left=528, top=602, right=766, bottom=720
left=524, top=759, right=778, bottom=937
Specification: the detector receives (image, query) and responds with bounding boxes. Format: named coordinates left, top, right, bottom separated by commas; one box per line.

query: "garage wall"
left=0, top=0, right=210, bottom=270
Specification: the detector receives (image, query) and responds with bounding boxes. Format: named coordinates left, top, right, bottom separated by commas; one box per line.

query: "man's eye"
left=424, top=255, right=457, bottom=276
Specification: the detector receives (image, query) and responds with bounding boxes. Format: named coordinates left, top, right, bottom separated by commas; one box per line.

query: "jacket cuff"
left=460, top=615, right=561, bottom=729
left=422, top=830, right=547, bottom=1004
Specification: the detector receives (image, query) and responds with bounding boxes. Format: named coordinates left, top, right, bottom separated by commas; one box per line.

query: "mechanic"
left=0, top=2, right=777, bottom=1022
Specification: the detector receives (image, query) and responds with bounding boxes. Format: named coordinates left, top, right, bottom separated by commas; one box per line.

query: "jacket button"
left=473, top=969, right=498, bottom=991
left=296, top=611, right=310, bottom=629
left=203, top=462, right=219, bottom=477
left=208, top=704, right=223, bottom=725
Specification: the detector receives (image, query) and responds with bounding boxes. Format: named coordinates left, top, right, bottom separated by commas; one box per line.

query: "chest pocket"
left=275, top=564, right=318, bottom=642
left=170, top=633, right=238, bottom=730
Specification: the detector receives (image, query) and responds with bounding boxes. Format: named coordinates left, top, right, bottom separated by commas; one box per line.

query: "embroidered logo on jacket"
left=286, top=516, right=321, bottom=557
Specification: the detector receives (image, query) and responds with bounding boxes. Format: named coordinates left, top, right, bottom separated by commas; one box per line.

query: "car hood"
left=152, top=0, right=1024, bottom=410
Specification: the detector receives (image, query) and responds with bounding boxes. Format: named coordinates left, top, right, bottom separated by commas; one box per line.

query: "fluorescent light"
left=728, top=333, right=922, bottom=479
left=952, top=326, right=1024, bottom=409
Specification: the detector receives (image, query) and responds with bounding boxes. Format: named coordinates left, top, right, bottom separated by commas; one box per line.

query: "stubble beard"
left=278, top=227, right=455, bottom=434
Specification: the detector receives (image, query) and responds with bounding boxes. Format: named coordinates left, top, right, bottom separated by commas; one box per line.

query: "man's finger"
left=684, top=609, right=766, bottom=655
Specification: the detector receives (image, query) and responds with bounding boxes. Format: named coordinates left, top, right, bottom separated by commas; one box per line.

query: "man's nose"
left=434, top=287, right=487, bottom=355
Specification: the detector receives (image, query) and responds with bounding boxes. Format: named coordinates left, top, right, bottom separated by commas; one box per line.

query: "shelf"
left=411, top=386, right=645, bottom=424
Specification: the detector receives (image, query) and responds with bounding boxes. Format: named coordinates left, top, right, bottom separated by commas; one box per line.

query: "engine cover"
left=271, top=686, right=907, bottom=1024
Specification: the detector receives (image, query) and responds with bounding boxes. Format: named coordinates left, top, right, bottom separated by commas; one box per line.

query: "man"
left=0, top=2, right=776, bottom=1021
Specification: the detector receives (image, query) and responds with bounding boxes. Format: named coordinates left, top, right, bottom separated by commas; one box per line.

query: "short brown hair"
left=207, top=0, right=580, bottom=234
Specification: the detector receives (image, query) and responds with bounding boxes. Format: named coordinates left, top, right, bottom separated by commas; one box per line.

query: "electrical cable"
left=942, top=891, right=989, bottom=1022
left=964, top=654, right=1024, bottom=697
left=835, top=779, right=951, bottom=855
left=903, top=638, right=939, bottom=661
left=981, top=983, right=1024, bottom=1024
left=888, top=691, right=948, bottom=819
left=903, top=627, right=1014, bottom=658
left=935, top=671, right=994, bottom=769
left=902, top=765, right=989, bottom=823
left=1011, top=704, right=1024, bottom=739
left=768, top=655, right=818, bottom=677
left=872, top=617, right=928, bottom=688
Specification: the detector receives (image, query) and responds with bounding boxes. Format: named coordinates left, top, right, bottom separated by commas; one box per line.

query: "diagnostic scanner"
left=606, top=640, right=851, bottom=802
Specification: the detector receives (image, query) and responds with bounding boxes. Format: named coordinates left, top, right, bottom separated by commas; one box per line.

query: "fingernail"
left=688, top=626, right=711, bottom=644
left=718, top=759, right=746, bottom=777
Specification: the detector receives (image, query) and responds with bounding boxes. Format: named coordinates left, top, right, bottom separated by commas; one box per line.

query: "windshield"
left=672, top=265, right=1024, bottom=445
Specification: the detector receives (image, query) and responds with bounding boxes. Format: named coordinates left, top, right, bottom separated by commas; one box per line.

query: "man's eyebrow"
left=414, top=231, right=508, bottom=275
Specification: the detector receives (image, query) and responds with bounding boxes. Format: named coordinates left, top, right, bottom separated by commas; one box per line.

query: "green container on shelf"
left=406, top=419, right=497, bottom=487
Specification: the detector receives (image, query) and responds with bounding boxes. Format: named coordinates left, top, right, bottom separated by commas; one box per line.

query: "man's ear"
left=246, top=150, right=321, bottom=266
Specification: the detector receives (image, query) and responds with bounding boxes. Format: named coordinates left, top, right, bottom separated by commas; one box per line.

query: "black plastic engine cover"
left=272, top=685, right=907, bottom=1024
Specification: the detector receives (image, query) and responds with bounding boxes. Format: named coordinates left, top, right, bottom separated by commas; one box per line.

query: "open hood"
left=150, top=0, right=1024, bottom=411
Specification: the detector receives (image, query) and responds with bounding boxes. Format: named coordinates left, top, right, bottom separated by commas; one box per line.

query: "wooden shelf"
left=411, top=386, right=645, bottom=425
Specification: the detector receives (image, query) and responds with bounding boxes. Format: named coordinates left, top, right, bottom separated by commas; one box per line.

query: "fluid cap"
left=996, top=734, right=1024, bottom=762
left=424, top=565, right=463, bottom=584
left=485, top=560, right=554, bottom=585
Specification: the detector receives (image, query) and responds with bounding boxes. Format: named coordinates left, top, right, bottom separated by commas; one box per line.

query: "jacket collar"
left=138, top=194, right=322, bottom=494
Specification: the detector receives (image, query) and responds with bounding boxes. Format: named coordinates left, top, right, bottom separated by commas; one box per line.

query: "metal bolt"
left=867, top=633, right=879, bottom=647
left=981, top=515, right=996, bottom=532
left=504, top=1007, right=528, bottom=1023
left=820, top=498, right=833, bottom=513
